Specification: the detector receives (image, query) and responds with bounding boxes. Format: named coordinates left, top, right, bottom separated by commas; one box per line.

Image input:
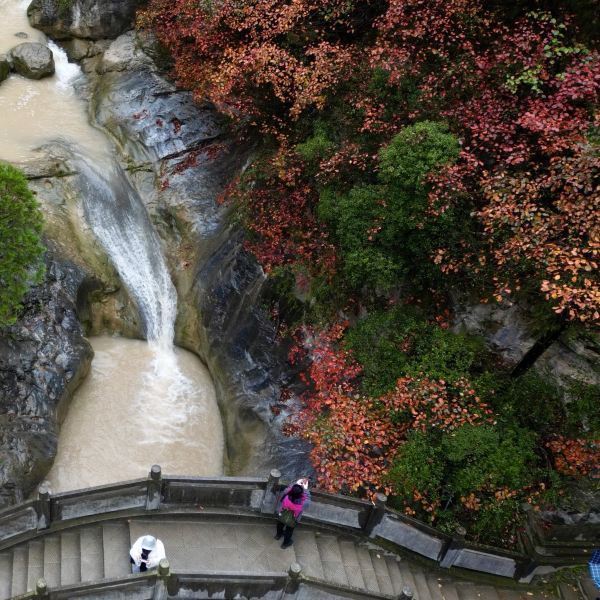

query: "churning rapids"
left=1, top=0, right=224, bottom=491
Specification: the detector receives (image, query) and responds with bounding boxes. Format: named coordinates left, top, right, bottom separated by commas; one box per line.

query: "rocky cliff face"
left=27, top=0, right=141, bottom=40
left=0, top=254, right=93, bottom=507
left=88, top=32, right=311, bottom=476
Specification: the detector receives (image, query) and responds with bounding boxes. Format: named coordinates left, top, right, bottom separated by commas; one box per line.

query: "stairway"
left=295, top=529, right=557, bottom=599
left=0, top=518, right=584, bottom=599
left=0, top=522, right=130, bottom=599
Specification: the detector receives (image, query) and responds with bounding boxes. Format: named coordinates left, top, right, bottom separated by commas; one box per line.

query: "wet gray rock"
left=453, top=298, right=600, bottom=388
left=0, top=55, right=10, bottom=83
left=98, top=31, right=154, bottom=74
left=27, top=0, right=141, bottom=41
left=91, top=38, right=312, bottom=478
left=0, top=255, right=93, bottom=507
left=10, top=42, right=55, bottom=79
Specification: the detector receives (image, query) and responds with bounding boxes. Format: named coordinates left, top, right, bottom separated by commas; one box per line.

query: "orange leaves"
left=546, top=436, right=599, bottom=478
left=285, top=324, right=494, bottom=498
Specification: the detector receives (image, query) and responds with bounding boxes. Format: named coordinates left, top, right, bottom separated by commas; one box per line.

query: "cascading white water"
left=1, top=0, right=224, bottom=491
left=76, top=158, right=178, bottom=346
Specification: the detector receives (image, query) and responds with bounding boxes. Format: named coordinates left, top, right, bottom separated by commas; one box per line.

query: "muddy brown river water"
left=1, top=0, right=224, bottom=492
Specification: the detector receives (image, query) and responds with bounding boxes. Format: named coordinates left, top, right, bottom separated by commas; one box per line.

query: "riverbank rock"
left=10, top=42, right=55, bottom=79
left=17, top=145, right=144, bottom=339
left=27, top=0, right=140, bottom=41
left=0, top=255, right=93, bottom=507
left=0, top=55, right=10, bottom=83
left=90, top=33, right=312, bottom=478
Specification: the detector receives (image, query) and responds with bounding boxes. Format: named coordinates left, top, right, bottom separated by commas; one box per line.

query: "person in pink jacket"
left=275, top=478, right=311, bottom=549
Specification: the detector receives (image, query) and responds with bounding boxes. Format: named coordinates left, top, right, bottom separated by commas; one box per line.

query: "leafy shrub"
left=565, top=380, right=600, bottom=436
left=490, top=371, right=566, bottom=435
left=319, top=122, right=462, bottom=292
left=0, top=163, right=44, bottom=327
left=345, top=305, right=484, bottom=395
left=388, top=424, right=540, bottom=541
left=387, top=430, right=443, bottom=506
left=442, top=425, right=538, bottom=494
left=296, top=123, right=335, bottom=167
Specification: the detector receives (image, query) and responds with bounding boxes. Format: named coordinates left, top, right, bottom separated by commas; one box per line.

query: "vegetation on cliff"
left=140, top=0, right=599, bottom=544
left=0, top=163, right=44, bottom=327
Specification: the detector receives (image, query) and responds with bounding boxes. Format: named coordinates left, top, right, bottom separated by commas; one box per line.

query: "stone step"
left=26, top=540, right=44, bottom=591
left=478, top=585, right=502, bottom=600
left=397, top=560, right=418, bottom=598
left=80, top=526, right=104, bottom=582
left=454, top=580, right=484, bottom=600
left=43, top=536, right=61, bottom=588
left=11, top=545, right=28, bottom=597
left=103, top=522, right=131, bottom=578
left=425, top=574, right=446, bottom=600
left=438, top=579, right=461, bottom=600
left=558, top=583, right=583, bottom=600
left=370, top=549, right=394, bottom=596
left=580, top=577, right=599, bottom=600
left=60, top=530, right=81, bottom=586
left=338, top=539, right=366, bottom=590
left=315, top=534, right=348, bottom=587
left=409, top=562, right=434, bottom=600
left=385, top=556, right=406, bottom=596
left=356, top=545, right=380, bottom=594
left=0, top=552, right=13, bottom=600
left=294, top=530, right=325, bottom=579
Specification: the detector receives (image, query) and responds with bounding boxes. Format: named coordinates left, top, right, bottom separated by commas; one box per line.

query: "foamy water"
left=0, top=0, right=109, bottom=161
left=45, top=338, right=224, bottom=492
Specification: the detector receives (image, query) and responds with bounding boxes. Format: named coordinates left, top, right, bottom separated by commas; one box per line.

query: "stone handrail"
left=0, top=467, right=588, bottom=583
left=13, top=560, right=415, bottom=600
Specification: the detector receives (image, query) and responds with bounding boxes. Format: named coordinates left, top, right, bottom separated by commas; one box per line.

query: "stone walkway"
left=0, top=516, right=565, bottom=599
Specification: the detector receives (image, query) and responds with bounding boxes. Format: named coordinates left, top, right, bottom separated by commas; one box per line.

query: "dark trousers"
left=276, top=521, right=295, bottom=544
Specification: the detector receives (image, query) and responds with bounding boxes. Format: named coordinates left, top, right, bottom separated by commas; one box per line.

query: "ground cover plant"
left=0, top=163, right=44, bottom=327
left=140, top=0, right=599, bottom=545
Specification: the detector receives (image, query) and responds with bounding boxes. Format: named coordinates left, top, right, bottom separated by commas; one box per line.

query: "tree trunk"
left=510, top=321, right=567, bottom=378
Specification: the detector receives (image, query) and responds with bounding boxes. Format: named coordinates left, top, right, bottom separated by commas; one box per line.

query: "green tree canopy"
left=0, top=163, right=44, bottom=327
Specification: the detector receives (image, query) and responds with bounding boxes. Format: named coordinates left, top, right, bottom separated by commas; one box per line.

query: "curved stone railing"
left=12, top=560, right=413, bottom=600
left=0, top=467, right=591, bottom=588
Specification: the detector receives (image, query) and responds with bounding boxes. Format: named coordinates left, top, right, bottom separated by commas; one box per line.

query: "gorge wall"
left=0, top=0, right=309, bottom=506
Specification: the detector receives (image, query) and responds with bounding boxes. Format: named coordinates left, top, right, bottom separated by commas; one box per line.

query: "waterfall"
left=76, top=158, right=178, bottom=347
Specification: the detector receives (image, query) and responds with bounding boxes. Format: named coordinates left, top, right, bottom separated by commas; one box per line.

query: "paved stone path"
left=0, top=517, right=569, bottom=599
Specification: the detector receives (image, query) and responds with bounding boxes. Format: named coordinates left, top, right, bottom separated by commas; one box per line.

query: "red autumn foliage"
left=140, top=0, right=599, bottom=324
left=286, top=324, right=494, bottom=496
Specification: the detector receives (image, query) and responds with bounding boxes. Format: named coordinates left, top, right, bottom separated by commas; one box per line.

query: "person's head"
left=296, top=477, right=309, bottom=490
left=141, top=535, right=156, bottom=556
left=290, top=484, right=304, bottom=500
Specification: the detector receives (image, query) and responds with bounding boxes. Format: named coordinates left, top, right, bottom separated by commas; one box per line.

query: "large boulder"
left=0, top=255, right=93, bottom=507
left=27, top=0, right=140, bottom=41
left=10, top=42, right=54, bottom=79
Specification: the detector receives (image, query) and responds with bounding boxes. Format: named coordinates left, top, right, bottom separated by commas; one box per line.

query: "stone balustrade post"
left=364, top=493, right=387, bottom=536
left=158, top=558, right=170, bottom=578
left=152, top=559, right=172, bottom=600
left=34, top=578, right=49, bottom=598
left=146, top=465, right=162, bottom=510
left=37, top=484, right=51, bottom=530
left=260, top=468, right=281, bottom=514
left=440, top=525, right=467, bottom=568
left=397, top=586, right=414, bottom=599
left=288, top=562, right=303, bottom=593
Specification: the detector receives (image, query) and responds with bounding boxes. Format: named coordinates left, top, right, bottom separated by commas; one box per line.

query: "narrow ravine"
left=1, top=0, right=224, bottom=492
